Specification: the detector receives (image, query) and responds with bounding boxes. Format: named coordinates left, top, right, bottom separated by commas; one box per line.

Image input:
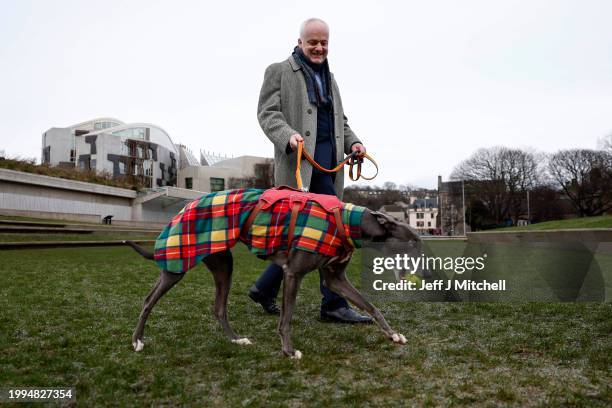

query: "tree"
left=548, top=149, right=612, bottom=216
left=450, top=147, right=542, bottom=224
left=597, top=133, right=612, bottom=152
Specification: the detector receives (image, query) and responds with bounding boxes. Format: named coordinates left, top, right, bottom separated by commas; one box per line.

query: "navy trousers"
left=252, top=138, right=348, bottom=312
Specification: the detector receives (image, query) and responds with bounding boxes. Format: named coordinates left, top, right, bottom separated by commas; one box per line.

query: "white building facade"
left=42, top=118, right=178, bottom=188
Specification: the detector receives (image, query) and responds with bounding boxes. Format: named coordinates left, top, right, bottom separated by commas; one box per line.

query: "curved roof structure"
left=69, top=117, right=125, bottom=130
left=87, top=122, right=178, bottom=154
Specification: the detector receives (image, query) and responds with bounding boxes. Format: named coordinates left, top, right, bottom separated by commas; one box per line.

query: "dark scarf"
left=292, top=46, right=333, bottom=107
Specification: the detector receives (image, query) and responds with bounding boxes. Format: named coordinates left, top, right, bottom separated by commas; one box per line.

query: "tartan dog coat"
left=154, top=188, right=366, bottom=274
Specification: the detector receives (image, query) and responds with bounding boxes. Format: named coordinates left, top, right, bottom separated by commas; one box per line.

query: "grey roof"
left=411, top=197, right=438, bottom=209
left=200, top=150, right=229, bottom=166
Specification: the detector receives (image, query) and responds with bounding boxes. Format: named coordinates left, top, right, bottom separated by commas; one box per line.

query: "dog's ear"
left=370, top=211, right=399, bottom=230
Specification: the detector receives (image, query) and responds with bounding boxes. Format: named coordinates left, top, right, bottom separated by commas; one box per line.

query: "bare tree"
left=597, top=133, right=612, bottom=152
left=450, top=146, right=542, bottom=224
left=548, top=149, right=612, bottom=216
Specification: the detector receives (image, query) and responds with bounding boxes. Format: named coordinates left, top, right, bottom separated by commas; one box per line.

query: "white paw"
left=133, top=339, right=144, bottom=352
left=231, top=337, right=253, bottom=345
left=291, top=350, right=303, bottom=360
left=391, top=333, right=407, bottom=344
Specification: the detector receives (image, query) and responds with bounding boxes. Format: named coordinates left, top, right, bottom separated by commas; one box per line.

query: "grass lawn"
left=0, top=244, right=610, bottom=406
left=494, top=215, right=612, bottom=231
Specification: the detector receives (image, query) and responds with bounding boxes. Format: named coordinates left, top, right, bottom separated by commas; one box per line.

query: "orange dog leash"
left=295, top=141, right=379, bottom=190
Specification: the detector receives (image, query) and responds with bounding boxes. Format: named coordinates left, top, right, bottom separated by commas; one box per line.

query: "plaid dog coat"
left=154, top=188, right=366, bottom=274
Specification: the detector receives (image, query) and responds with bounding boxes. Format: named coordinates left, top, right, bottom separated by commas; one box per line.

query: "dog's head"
left=369, top=211, right=421, bottom=243
left=365, top=210, right=432, bottom=280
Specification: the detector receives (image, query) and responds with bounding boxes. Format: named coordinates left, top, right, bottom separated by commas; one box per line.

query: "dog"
left=125, top=187, right=424, bottom=359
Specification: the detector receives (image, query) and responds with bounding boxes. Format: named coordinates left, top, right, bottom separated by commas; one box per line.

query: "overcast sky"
left=1, top=0, right=611, bottom=188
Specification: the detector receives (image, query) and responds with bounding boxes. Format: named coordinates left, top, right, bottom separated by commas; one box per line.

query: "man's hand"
left=289, top=133, right=304, bottom=150
left=351, top=143, right=367, bottom=155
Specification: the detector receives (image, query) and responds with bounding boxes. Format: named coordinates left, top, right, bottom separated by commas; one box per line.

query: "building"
left=384, top=196, right=439, bottom=235
left=179, top=155, right=274, bottom=192
left=42, top=118, right=178, bottom=188
left=437, top=175, right=468, bottom=236
left=406, top=197, right=439, bottom=234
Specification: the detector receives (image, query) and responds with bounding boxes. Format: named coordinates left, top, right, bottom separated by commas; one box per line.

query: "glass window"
left=119, top=162, right=125, bottom=175
left=417, top=213, right=424, bottom=219
left=185, top=177, right=193, bottom=189
left=210, top=177, right=225, bottom=192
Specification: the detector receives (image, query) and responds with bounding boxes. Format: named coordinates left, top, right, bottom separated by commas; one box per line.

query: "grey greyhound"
left=125, top=205, right=422, bottom=359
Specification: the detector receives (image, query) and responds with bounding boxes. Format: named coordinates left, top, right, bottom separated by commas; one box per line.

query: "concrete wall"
left=0, top=169, right=206, bottom=224
left=0, top=179, right=133, bottom=220
left=42, top=128, right=72, bottom=165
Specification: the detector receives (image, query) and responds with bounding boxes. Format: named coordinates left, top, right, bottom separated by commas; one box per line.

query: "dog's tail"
left=123, top=240, right=155, bottom=260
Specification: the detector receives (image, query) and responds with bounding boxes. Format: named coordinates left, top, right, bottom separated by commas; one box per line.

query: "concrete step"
left=0, top=240, right=155, bottom=250
left=0, top=226, right=159, bottom=234
left=0, top=219, right=161, bottom=232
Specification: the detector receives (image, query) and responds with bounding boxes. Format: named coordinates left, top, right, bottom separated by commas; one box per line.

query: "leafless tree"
left=450, top=146, right=543, bottom=224
left=548, top=149, right=612, bottom=216
left=597, top=133, right=612, bottom=152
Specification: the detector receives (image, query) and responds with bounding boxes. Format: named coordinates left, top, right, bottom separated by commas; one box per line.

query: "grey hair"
left=299, top=18, right=329, bottom=39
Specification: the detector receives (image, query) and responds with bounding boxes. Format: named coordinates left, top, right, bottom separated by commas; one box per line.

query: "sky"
left=1, top=0, right=611, bottom=189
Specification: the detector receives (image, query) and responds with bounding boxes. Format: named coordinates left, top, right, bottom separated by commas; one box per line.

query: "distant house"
left=380, top=196, right=439, bottom=235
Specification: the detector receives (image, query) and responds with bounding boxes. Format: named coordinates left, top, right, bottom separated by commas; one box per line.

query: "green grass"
left=494, top=215, right=612, bottom=231
left=0, top=244, right=610, bottom=406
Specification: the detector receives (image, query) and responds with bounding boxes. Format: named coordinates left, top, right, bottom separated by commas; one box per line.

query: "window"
left=185, top=177, right=193, bottom=189
left=70, top=149, right=75, bottom=162
left=119, top=162, right=126, bottom=175
left=112, top=127, right=146, bottom=139
left=431, top=213, right=435, bottom=219
left=210, top=177, right=225, bottom=192
left=416, top=213, right=424, bottom=219
left=427, top=222, right=431, bottom=227
left=417, top=221, right=424, bottom=227
left=144, top=160, right=153, bottom=176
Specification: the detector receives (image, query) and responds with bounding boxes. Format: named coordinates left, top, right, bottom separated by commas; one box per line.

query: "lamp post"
left=462, top=179, right=466, bottom=235
left=527, top=189, right=530, bottom=224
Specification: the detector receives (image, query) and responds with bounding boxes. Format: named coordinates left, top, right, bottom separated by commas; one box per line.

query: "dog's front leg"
left=322, top=263, right=407, bottom=345
left=278, top=261, right=307, bottom=359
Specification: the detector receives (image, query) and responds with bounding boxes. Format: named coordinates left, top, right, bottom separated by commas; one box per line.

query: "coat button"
left=307, top=109, right=312, bottom=114
left=305, top=131, right=311, bottom=136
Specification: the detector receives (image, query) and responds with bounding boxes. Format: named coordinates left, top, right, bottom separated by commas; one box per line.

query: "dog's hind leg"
left=203, top=250, right=251, bottom=346
left=322, top=263, right=407, bottom=345
left=132, top=270, right=184, bottom=352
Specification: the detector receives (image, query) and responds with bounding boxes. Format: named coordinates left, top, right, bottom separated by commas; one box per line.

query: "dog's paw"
left=133, top=339, right=144, bottom=352
left=391, top=333, right=407, bottom=344
left=290, top=350, right=303, bottom=360
left=231, top=337, right=252, bottom=346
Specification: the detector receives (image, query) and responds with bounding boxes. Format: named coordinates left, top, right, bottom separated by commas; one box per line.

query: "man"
left=248, top=18, right=372, bottom=324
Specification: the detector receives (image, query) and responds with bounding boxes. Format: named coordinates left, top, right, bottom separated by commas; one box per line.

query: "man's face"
left=298, top=22, right=329, bottom=64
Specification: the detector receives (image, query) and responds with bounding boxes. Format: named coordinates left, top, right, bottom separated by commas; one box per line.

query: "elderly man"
left=248, top=18, right=372, bottom=324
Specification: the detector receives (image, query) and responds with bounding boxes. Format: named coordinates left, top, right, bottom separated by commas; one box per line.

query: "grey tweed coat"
left=257, top=55, right=361, bottom=200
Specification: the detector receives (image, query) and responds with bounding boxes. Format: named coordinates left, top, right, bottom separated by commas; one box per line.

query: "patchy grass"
left=0, top=244, right=610, bottom=406
left=0, top=158, right=146, bottom=191
left=494, top=215, right=612, bottom=231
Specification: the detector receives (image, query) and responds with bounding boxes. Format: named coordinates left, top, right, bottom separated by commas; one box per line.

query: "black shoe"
left=320, top=307, right=373, bottom=324
left=248, top=286, right=280, bottom=315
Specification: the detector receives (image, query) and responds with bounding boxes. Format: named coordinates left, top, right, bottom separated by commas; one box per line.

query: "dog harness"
left=154, top=188, right=366, bottom=274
